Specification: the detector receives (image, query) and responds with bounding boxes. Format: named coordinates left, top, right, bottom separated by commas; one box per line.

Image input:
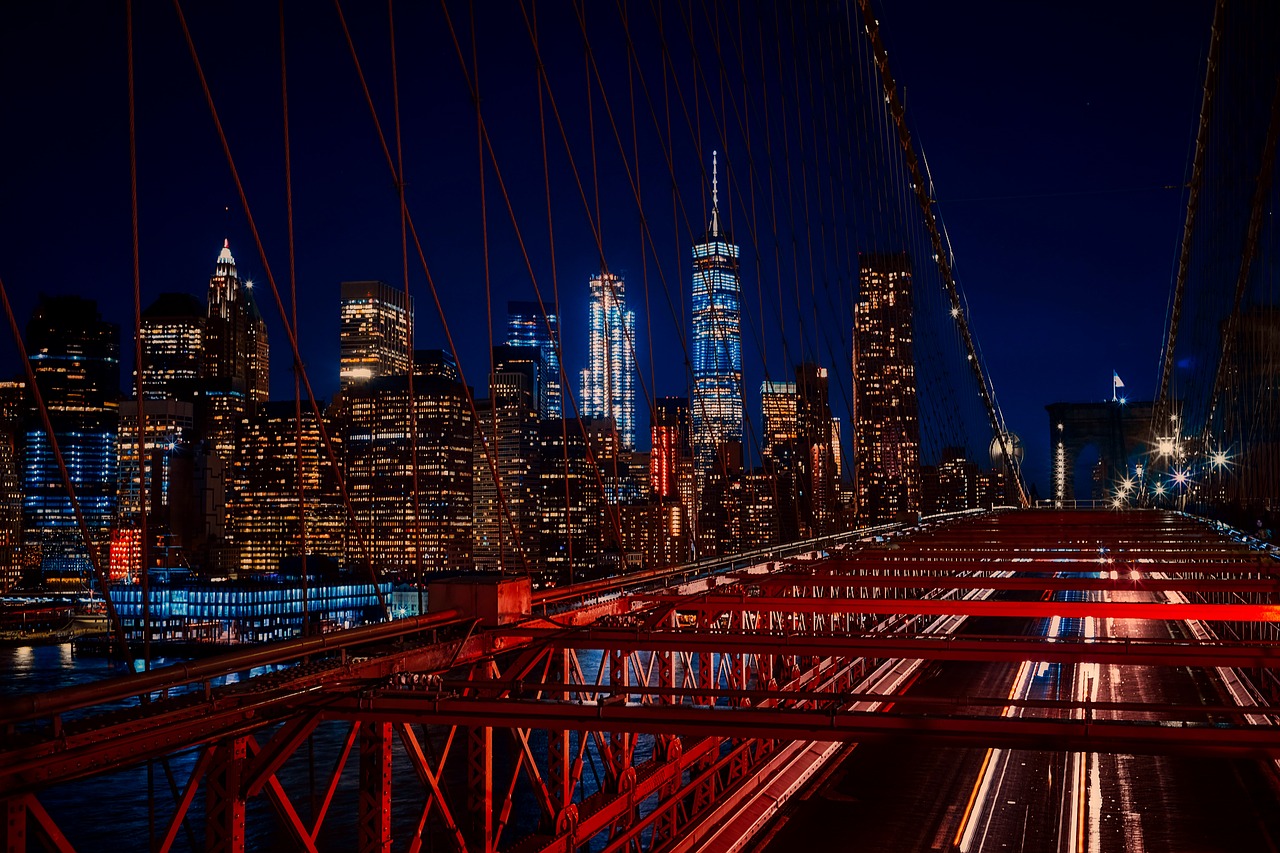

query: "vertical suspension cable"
left=126, top=0, right=150, bottom=669
left=387, top=0, right=426, bottom=604
left=279, top=0, right=309, bottom=636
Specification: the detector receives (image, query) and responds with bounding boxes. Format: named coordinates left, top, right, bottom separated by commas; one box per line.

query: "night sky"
left=0, top=1, right=1214, bottom=496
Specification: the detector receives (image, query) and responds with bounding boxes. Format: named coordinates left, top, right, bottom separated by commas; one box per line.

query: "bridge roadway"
left=4, top=509, right=1280, bottom=852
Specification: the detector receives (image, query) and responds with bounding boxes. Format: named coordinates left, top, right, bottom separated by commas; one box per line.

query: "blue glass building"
left=23, top=296, right=120, bottom=576
left=579, top=273, right=637, bottom=450
left=506, top=300, right=561, bottom=420
left=691, top=152, right=743, bottom=476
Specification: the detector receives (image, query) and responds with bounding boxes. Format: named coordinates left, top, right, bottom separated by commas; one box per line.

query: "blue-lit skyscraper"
left=23, top=296, right=120, bottom=576
left=506, top=300, right=561, bottom=420
left=579, top=273, right=637, bottom=449
left=691, top=151, right=743, bottom=476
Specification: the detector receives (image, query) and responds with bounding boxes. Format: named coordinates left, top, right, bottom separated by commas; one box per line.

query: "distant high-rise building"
left=22, top=296, right=120, bottom=575
left=536, top=420, right=601, bottom=582
left=137, top=293, right=205, bottom=401
left=580, top=273, right=637, bottom=449
left=760, top=381, right=798, bottom=468
left=116, top=399, right=195, bottom=521
left=795, top=362, right=836, bottom=535
left=339, top=281, right=412, bottom=389
left=691, top=151, right=743, bottom=478
left=853, top=252, right=920, bottom=521
left=203, top=241, right=268, bottom=459
left=227, top=402, right=345, bottom=575
left=472, top=362, right=540, bottom=572
left=507, top=300, right=561, bottom=419
left=650, top=397, right=691, bottom=500
left=346, top=374, right=473, bottom=574
left=0, top=381, right=24, bottom=592
left=491, top=345, right=543, bottom=410
left=413, top=348, right=460, bottom=382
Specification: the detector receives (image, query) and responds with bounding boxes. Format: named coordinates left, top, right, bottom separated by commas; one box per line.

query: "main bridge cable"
left=330, top=0, right=541, bottom=575
left=854, top=0, right=1028, bottom=507
left=1200, top=74, right=1280, bottom=444
left=1155, top=0, right=1225, bottom=429
left=170, top=0, right=391, bottom=613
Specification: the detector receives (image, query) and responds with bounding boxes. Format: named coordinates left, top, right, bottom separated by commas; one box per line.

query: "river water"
left=2, top=643, right=644, bottom=851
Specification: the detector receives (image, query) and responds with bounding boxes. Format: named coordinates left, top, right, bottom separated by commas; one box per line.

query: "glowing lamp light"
left=244, top=279, right=254, bottom=290
left=1111, top=499, right=1122, bottom=508
left=1173, top=469, right=1189, bottom=486
left=1156, top=438, right=1175, bottom=456
left=950, top=306, right=960, bottom=318
left=1154, top=482, right=1166, bottom=496
left=1210, top=450, right=1229, bottom=468
left=1129, top=570, right=1141, bottom=581
left=1118, top=396, right=1127, bottom=405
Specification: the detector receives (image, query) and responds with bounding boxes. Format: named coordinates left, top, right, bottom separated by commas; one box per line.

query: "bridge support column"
left=4, top=797, right=25, bottom=853
left=358, top=721, right=393, bottom=853
left=467, top=726, right=493, bottom=851
left=206, top=737, right=247, bottom=853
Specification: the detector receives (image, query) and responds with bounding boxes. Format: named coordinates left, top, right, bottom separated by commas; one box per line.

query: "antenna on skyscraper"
left=712, top=150, right=719, bottom=210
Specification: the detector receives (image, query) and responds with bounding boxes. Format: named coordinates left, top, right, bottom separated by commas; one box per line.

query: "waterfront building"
left=111, top=575, right=390, bottom=644
left=339, top=280, right=412, bottom=389
left=853, top=252, right=921, bottom=522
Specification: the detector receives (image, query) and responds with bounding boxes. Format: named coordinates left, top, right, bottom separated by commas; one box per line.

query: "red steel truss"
left=3, top=509, right=1280, bottom=852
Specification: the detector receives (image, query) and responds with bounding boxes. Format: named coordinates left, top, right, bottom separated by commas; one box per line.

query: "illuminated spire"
left=709, top=150, right=721, bottom=237
left=216, top=238, right=235, bottom=268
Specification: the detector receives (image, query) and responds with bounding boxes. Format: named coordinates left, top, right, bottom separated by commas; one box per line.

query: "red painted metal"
left=4, top=510, right=1280, bottom=852
left=637, top=595, right=1280, bottom=621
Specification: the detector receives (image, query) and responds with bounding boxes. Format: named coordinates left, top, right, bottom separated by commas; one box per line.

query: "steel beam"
left=638, top=595, right=1280, bottom=621
left=358, top=721, right=392, bottom=853
left=319, top=696, right=1280, bottom=759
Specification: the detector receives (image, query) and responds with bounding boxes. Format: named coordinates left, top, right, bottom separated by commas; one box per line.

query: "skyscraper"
left=853, top=252, right=921, bottom=522
left=203, top=240, right=268, bottom=459
left=137, top=293, right=205, bottom=401
left=795, top=362, right=836, bottom=534
left=579, top=272, right=637, bottom=449
left=760, top=380, right=798, bottom=468
left=339, top=280, right=412, bottom=390
left=116, top=399, right=195, bottom=520
left=227, top=402, right=345, bottom=575
left=473, top=349, right=541, bottom=572
left=507, top=300, right=561, bottom=420
left=345, top=374, right=473, bottom=574
left=650, top=397, right=691, bottom=500
left=22, top=296, right=120, bottom=575
left=691, top=151, right=743, bottom=478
